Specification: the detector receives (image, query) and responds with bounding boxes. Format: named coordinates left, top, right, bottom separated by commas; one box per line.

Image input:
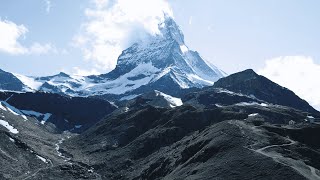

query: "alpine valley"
left=0, top=17, right=320, bottom=180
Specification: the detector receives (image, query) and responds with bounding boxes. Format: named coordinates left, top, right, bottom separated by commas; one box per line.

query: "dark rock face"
left=213, top=69, right=319, bottom=115
left=0, top=69, right=24, bottom=91
left=1, top=85, right=320, bottom=179
left=182, top=87, right=264, bottom=108
left=0, top=91, right=117, bottom=132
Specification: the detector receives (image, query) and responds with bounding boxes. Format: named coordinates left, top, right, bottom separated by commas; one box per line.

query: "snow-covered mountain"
left=3, top=17, right=225, bottom=99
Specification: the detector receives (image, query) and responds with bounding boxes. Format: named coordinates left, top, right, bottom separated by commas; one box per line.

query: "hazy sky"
left=0, top=0, right=320, bottom=109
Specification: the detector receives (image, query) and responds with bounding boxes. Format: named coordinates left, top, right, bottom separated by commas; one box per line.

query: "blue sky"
left=0, top=0, right=320, bottom=109
left=0, top=0, right=319, bottom=76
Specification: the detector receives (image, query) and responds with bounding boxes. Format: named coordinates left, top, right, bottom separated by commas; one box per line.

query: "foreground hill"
left=213, top=69, right=319, bottom=115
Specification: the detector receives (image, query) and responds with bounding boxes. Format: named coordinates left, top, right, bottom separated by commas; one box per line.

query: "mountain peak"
left=214, top=69, right=319, bottom=115
left=1, top=18, right=225, bottom=99
left=159, top=17, right=185, bottom=45
left=57, top=72, right=70, bottom=77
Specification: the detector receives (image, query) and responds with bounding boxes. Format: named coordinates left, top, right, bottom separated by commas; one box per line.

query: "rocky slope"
left=213, top=69, right=320, bottom=115
left=1, top=69, right=320, bottom=179
left=0, top=104, right=99, bottom=179
left=60, top=100, right=319, bottom=180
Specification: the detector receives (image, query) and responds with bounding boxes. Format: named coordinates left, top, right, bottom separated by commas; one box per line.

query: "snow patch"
left=9, top=137, right=15, bottom=143
left=75, top=125, right=82, bottom=129
left=86, top=62, right=160, bottom=95
left=187, top=74, right=214, bottom=86
left=248, top=113, right=259, bottom=117
left=180, top=45, right=189, bottom=53
left=1, top=101, right=28, bottom=121
left=21, top=110, right=52, bottom=124
left=0, top=120, right=19, bottom=134
left=108, top=101, right=119, bottom=108
left=155, top=90, right=183, bottom=107
left=120, top=94, right=140, bottom=101
left=235, top=102, right=269, bottom=107
left=0, top=103, right=7, bottom=111
left=36, top=155, right=48, bottom=163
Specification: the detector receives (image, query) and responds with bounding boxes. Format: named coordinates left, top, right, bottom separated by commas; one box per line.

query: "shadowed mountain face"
left=213, top=69, right=319, bottom=115
left=0, top=69, right=25, bottom=91
left=0, top=91, right=116, bottom=132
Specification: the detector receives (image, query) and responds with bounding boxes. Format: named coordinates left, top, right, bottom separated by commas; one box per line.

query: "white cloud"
left=0, top=19, right=56, bottom=55
left=0, top=19, right=28, bottom=54
left=29, top=43, right=57, bottom=54
left=258, top=56, right=320, bottom=111
left=71, top=67, right=101, bottom=76
left=73, top=0, right=173, bottom=73
left=44, top=0, right=52, bottom=13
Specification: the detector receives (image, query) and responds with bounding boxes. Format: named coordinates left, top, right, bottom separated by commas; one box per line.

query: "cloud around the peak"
left=73, top=0, right=173, bottom=73
left=0, top=19, right=56, bottom=55
left=258, top=56, right=320, bottom=111
left=44, top=0, right=52, bottom=14
left=71, top=67, right=101, bottom=76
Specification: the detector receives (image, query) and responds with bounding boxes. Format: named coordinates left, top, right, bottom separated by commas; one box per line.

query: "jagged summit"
left=97, top=17, right=225, bottom=92
left=160, top=16, right=185, bottom=45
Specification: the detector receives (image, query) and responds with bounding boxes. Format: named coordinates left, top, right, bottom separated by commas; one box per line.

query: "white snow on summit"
left=86, top=62, right=161, bottom=95
left=6, top=17, right=225, bottom=98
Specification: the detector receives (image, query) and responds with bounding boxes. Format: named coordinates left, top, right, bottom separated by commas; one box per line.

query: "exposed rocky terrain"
left=1, top=71, right=319, bottom=179
left=213, top=69, right=319, bottom=115
left=62, top=102, right=320, bottom=180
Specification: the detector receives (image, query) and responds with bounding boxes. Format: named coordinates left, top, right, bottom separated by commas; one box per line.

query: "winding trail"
left=254, top=139, right=320, bottom=180
left=231, top=120, right=320, bottom=180
left=255, top=138, right=296, bottom=153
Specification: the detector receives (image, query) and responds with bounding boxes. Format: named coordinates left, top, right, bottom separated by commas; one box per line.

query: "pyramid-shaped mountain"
left=6, top=17, right=225, bottom=99
left=85, top=17, right=225, bottom=98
